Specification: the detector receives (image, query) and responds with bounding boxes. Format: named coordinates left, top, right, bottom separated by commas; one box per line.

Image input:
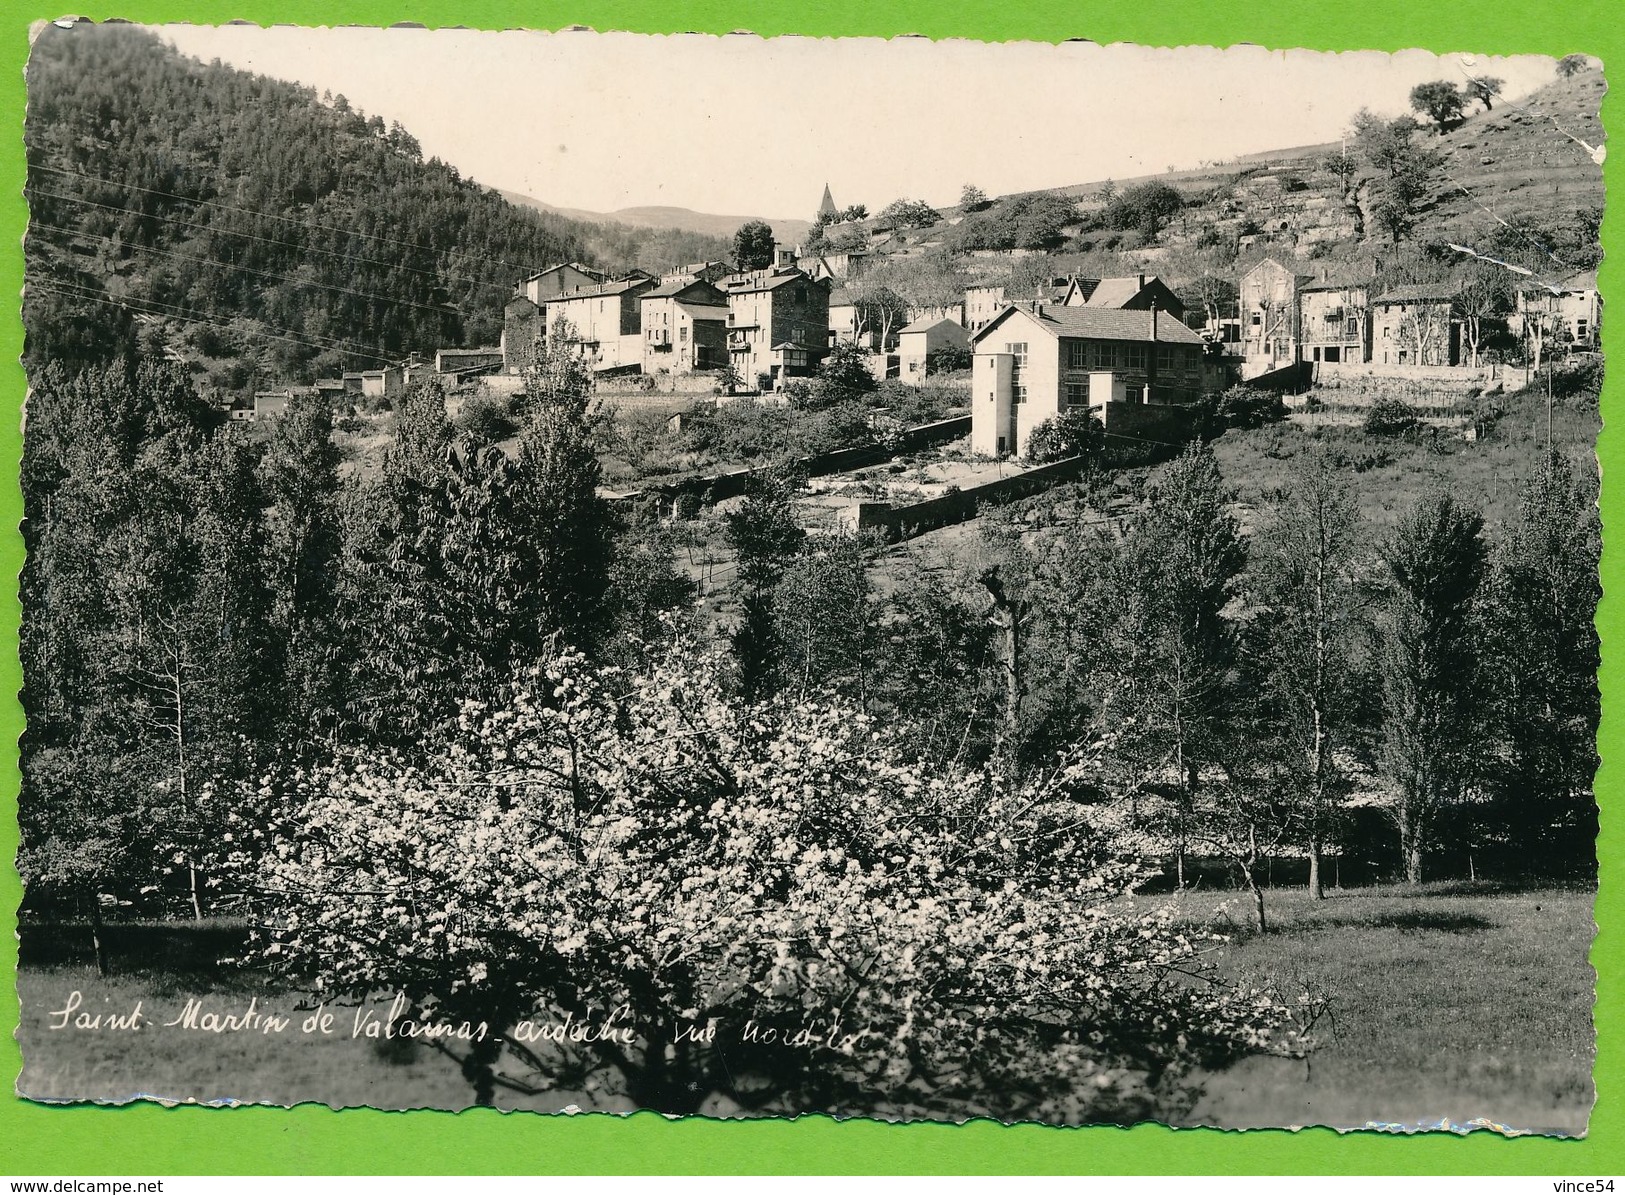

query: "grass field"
left=16, top=885, right=1593, bottom=1133
left=1178, top=883, right=1595, bottom=1136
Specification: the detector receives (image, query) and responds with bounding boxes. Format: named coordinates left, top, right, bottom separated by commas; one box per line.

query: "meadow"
left=16, top=884, right=1594, bottom=1133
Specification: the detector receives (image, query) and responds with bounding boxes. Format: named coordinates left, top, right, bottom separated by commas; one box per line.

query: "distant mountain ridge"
left=500, top=191, right=813, bottom=247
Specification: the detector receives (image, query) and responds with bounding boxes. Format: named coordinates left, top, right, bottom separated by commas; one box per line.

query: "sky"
left=153, top=25, right=1559, bottom=221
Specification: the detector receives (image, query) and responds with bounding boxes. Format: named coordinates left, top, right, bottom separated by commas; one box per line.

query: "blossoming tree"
left=224, top=642, right=1308, bottom=1121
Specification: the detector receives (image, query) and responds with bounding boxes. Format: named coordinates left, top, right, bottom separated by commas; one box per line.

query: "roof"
left=723, top=268, right=821, bottom=295
left=551, top=276, right=656, bottom=301
left=1374, top=282, right=1461, bottom=304
left=642, top=278, right=726, bottom=301
left=1082, top=277, right=1153, bottom=307
left=521, top=261, right=607, bottom=285
left=973, top=303, right=1205, bottom=346
left=1244, top=258, right=1316, bottom=287
left=1298, top=280, right=1371, bottom=294
left=897, top=317, right=965, bottom=336
left=436, top=347, right=502, bottom=358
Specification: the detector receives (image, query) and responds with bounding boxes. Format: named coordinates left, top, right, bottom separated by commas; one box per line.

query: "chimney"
left=1138, top=272, right=1146, bottom=288
left=1033, top=300, right=1045, bottom=318
left=1151, top=299, right=1159, bottom=339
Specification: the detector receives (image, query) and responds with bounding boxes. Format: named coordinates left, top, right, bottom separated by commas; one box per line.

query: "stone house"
left=1297, top=283, right=1371, bottom=364
left=640, top=278, right=729, bottom=373
left=1240, top=258, right=1313, bottom=375
left=519, top=262, right=608, bottom=307
left=1512, top=270, right=1601, bottom=353
left=1371, top=284, right=1462, bottom=367
left=722, top=267, right=831, bottom=390
left=1083, top=274, right=1188, bottom=323
left=969, top=302, right=1207, bottom=458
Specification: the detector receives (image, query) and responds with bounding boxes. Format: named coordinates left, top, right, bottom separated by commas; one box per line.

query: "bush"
left=1026, top=409, right=1104, bottom=464
left=1363, top=396, right=1420, bottom=436
left=455, top=393, right=519, bottom=443
left=1217, top=385, right=1287, bottom=430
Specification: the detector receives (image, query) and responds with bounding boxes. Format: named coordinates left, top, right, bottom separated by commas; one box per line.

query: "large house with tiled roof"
left=546, top=275, right=657, bottom=372
left=1371, top=282, right=1462, bottom=367
left=1512, top=270, right=1601, bottom=354
left=970, top=301, right=1207, bottom=458
left=722, top=267, right=831, bottom=390
left=640, top=278, right=728, bottom=373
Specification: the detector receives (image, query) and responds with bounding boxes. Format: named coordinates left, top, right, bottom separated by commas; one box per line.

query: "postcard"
left=13, top=21, right=1604, bottom=1135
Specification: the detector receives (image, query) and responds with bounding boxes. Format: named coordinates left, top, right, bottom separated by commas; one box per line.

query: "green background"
left=1, top=0, right=1619, bottom=1176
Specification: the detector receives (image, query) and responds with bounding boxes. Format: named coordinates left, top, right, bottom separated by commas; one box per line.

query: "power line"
left=27, top=186, right=513, bottom=294
left=30, top=276, right=402, bottom=365
left=29, top=219, right=463, bottom=319
left=31, top=162, right=564, bottom=281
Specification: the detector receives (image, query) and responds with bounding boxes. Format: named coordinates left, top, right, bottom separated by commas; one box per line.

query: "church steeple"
left=817, top=183, right=839, bottom=221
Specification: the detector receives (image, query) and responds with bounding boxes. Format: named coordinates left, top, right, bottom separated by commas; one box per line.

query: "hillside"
left=501, top=191, right=812, bottom=247
left=22, top=22, right=728, bottom=385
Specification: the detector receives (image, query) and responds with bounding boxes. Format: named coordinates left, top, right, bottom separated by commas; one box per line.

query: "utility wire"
left=29, top=219, right=464, bottom=319
left=27, top=186, right=515, bottom=294
left=30, top=276, right=403, bottom=365
left=30, top=162, right=564, bottom=280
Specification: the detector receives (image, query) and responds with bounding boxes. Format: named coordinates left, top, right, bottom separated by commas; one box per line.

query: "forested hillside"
left=23, top=22, right=727, bottom=384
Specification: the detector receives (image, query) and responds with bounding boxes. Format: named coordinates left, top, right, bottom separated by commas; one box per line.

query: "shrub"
left=1026, top=409, right=1104, bottom=463
left=455, top=393, right=519, bottom=443
left=1363, top=396, right=1420, bottom=436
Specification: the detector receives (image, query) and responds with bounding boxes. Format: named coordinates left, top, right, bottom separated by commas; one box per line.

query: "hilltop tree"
left=877, top=198, right=941, bottom=229
left=1557, top=54, right=1589, bottom=78
left=1409, top=81, right=1467, bottom=132
left=1107, top=181, right=1185, bottom=242
left=1379, top=492, right=1489, bottom=884
left=732, top=219, right=777, bottom=270
left=960, top=183, right=991, bottom=212
left=1464, top=75, right=1505, bottom=112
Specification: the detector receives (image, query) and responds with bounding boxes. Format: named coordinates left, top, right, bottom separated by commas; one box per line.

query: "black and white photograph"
left=13, top=21, right=1605, bottom=1134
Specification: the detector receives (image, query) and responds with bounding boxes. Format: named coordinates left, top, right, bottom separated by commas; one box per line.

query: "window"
left=1092, top=343, right=1114, bottom=370
left=1013, top=383, right=1028, bottom=406
left=1156, top=345, right=1174, bottom=371
left=679, top=326, right=688, bottom=342
left=1065, top=381, right=1088, bottom=408
left=1067, top=341, right=1088, bottom=370
left=1125, top=344, right=1147, bottom=371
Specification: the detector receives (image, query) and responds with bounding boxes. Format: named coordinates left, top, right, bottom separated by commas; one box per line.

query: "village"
left=229, top=175, right=1603, bottom=552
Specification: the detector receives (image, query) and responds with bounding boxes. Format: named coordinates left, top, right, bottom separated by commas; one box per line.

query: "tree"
left=1026, top=409, right=1104, bottom=464
left=1409, top=81, right=1467, bottom=132
left=229, top=641, right=1308, bottom=1118
left=1481, top=452, right=1600, bottom=874
left=1464, top=75, right=1505, bottom=112
left=1112, top=446, right=1247, bottom=887
left=959, top=183, right=990, bottom=212
left=809, top=340, right=878, bottom=407
left=1109, top=181, right=1184, bottom=242
left=1249, top=449, right=1365, bottom=900
left=1379, top=492, right=1489, bottom=883
left=877, top=198, right=940, bottom=229
left=1557, top=54, right=1589, bottom=78
left=839, top=204, right=868, bottom=222
left=772, top=534, right=879, bottom=706
left=732, top=219, right=776, bottom=270
left=1351, top=109, right=1444, bottom=244
left=724, top=475, right=804, bottom=698
left=1456, top=266, right=1514, bottom=368
left=1320, top=150, right=1358, bottom=198
left=844, top=279, right=907, bottom=351
left=259, top=390, right=345, bottom=743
